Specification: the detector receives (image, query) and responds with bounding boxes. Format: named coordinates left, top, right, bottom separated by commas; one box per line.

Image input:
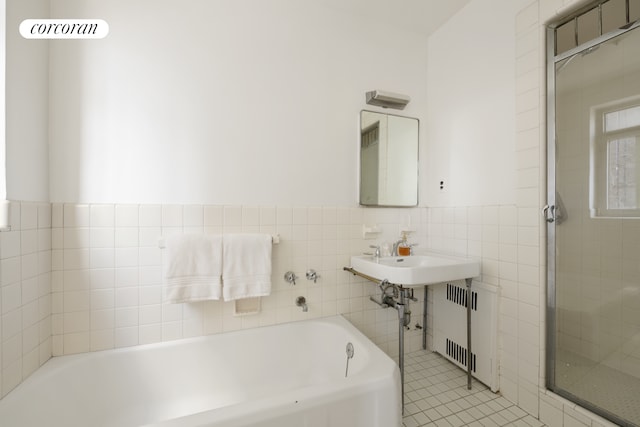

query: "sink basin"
left=350, top=252, right=480, bottom=286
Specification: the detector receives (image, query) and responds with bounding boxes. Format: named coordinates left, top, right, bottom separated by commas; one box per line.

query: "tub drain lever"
left=345, top=342, right=354, bottom=378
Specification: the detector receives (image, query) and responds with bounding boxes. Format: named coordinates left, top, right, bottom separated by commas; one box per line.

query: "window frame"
left=590, top=97, right=640, bottom=218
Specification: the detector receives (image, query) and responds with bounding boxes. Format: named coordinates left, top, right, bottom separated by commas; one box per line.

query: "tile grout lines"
left=401, top=350, right=546, bottom=427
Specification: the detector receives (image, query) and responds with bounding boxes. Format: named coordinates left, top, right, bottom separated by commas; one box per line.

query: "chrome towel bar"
left=158, top=233, right=280, bottom=249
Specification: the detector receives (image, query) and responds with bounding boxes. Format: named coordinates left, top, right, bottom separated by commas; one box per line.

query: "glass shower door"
left=549, top=21, right=640, bottom=427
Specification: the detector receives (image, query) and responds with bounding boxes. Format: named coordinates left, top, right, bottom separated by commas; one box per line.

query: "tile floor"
left=555, top=349, right=640, bottom=425
left=402, top=350, right=546, bottom=427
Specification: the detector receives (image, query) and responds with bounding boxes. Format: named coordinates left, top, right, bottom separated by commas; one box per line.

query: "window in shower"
left=591, top=101, right=640, bottom=217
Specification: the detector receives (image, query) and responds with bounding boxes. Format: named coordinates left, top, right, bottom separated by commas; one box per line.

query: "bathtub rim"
left=3, top=315, right=374, bottom=389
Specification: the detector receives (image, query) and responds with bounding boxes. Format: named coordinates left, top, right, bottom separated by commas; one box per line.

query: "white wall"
left=426, top=0, right=527, bottom=207
left=424, top=0, right=543, bottom=418
left=5, top=0, right=49, bottom=202
left=0, top=0, right=5, bottom=201
left=48, top=0, right=429, bottom=205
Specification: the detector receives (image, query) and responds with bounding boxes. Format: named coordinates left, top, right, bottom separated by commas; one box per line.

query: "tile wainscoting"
left=0, top=201, right=429, bottom=398
left=49, top=203, right=428, bottom=358
left=0, top=201, right=52, bottom=398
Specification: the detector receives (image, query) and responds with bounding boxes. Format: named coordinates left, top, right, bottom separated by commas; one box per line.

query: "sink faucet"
left=369, top=245, right=381, bottom=261
left=392, top=239, right=404, bottom=256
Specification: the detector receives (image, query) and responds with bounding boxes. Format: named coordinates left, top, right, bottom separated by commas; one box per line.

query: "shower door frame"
left=546, top=9, right=640, bottom=426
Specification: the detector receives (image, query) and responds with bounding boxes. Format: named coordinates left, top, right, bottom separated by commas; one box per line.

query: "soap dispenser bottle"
left=398, top=232, right=411, bottom=256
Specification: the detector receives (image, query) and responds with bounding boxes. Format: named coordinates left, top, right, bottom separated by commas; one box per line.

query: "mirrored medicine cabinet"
left=359, top=110, right=419, bottom=207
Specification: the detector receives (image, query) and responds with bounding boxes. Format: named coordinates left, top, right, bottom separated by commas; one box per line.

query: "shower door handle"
left=542, top=205, right=556, bottom=223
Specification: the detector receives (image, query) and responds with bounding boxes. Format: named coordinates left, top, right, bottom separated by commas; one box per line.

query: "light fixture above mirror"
left=365, top=90, right=411, bottom=110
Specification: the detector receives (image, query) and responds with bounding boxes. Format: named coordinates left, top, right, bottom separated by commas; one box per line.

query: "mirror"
left=359, top=110, right=419, bottom=206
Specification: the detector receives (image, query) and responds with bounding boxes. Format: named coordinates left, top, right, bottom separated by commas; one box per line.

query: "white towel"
left=222, top=234, right=272, bottom=301
left=163, top=234, right=222, bottom=303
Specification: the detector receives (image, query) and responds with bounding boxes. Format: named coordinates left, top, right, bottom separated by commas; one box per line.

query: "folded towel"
left=222, top=234, right=272, bottom=301
left=163, top=234, right=222, bottom=303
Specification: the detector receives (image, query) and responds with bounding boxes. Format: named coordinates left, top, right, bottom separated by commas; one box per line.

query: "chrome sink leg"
left=422, top=285, right=428, bottom=350
left=466, top=277, right=473, bottom=390
left=397, top=299, right=406, bottom=414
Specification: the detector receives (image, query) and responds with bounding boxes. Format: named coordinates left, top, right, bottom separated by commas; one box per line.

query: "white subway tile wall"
left=50, top=203, right=429, bottom=359
left=0, top=202, right=52, bottom=398
left=0, top=201, right=429, bottom=398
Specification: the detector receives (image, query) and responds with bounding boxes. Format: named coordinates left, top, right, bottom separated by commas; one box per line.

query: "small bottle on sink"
left=397, top=232, right=411, bottom=256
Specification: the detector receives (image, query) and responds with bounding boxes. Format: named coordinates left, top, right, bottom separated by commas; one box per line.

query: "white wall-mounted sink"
left=350, top=252, right=480, bottom=287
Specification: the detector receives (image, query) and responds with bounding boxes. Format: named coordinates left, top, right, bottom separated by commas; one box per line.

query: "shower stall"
left=546, top=1, right=640, bottom=426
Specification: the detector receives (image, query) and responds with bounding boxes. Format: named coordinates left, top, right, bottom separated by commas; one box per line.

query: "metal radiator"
left=433, top=281, right=499, bottom=391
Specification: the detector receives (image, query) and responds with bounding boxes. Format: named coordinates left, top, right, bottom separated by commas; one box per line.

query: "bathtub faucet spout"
left=296, top=296, right=308, bottom=312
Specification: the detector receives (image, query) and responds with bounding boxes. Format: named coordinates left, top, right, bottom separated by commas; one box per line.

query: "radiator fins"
left=446, top=283, right=478, bottom=311
left=445, top=338, right=477, bottom=373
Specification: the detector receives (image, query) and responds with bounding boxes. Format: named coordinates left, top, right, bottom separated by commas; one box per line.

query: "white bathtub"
left=0, top=315, right=401, bottom=427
